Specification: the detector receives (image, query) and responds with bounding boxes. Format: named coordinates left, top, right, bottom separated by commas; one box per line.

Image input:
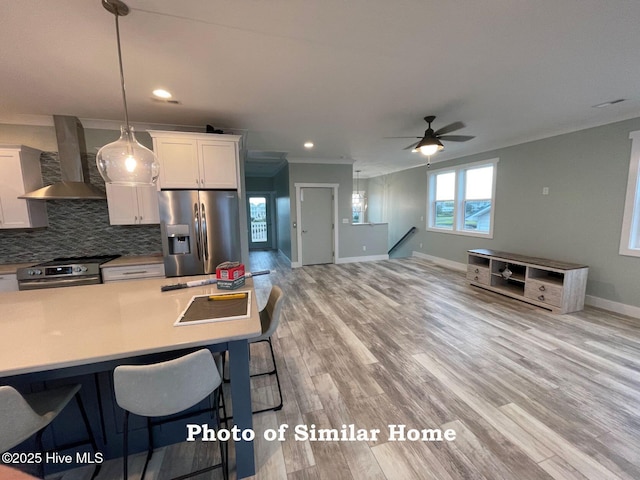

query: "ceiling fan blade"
left=439, top=135, right=475, bottom=142
left=434, top=121, right=465, bottom=136
left=384, top=136, right=422, bottom=139
left=403, top=141, right=421, bottom=150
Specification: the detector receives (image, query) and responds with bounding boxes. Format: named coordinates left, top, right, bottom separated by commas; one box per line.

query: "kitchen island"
left=0, top=275, right=261, bottom=478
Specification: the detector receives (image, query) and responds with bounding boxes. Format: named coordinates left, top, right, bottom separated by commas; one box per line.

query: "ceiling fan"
left=388, top=115, right=475, bottom=156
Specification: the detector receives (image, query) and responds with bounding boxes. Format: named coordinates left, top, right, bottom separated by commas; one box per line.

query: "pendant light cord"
left=114, top=12, right=130, bottom=130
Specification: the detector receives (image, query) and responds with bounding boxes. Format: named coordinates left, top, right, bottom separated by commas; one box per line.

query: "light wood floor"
left=53, top=251, right=640, bottom=480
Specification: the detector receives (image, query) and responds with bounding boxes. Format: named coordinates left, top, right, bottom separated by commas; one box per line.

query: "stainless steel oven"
left=16, top=255, right=120, bottom=290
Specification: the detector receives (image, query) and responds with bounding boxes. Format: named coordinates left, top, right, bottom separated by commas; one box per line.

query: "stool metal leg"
left=251, top=339, right=283, bottom=414
left=74, top=392, right=101, bottom=479
left=122, top=411, right=129, bottom=480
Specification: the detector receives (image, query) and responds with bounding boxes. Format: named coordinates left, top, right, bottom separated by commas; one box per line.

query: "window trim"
left=427, top=158, right=499, bottom=239
left=619, top=131, right=640, bottom=257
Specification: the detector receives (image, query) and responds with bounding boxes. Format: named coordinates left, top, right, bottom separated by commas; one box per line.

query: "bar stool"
left=0, top=384, right=100, bottom=479
left=113, top=349, right=227, bottom=480
left=224, top=285, right=285, bottom=414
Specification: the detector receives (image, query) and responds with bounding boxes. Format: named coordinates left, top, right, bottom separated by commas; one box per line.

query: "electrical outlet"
left=342, top=218, right=349, bottom=224
left=542, top=187, right=549, bottom=195
left=419, top=243, right=423, bottom=248
left=362, top=245, right=367, bottom=251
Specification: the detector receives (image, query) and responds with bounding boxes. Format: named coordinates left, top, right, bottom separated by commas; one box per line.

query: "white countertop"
left=0, top=276, right=261, bottom=378
left=0, top=262, right=35, bottom=275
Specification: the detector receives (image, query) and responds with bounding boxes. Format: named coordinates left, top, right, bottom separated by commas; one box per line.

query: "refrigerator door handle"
left=194, top=202, right=202, bottom=261
left=201, top=202, right=209, bottom=261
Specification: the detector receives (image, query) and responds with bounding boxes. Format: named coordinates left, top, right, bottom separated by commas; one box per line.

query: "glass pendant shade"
left=96, top=125, right=159, bottom=186
left=416, top=136, right=444, bottom=156
left=419, top=144, right=441, bottom=156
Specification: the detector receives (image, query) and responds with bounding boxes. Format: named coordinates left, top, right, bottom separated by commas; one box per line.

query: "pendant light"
left=97, top=0, right=159, bottom=186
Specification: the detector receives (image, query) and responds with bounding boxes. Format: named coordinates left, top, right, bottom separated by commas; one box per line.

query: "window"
left=427, top=159, right=498, bottom=238
left=352, top=191, right=366, bottom=223
left=620, top=131, right=640, bottom=257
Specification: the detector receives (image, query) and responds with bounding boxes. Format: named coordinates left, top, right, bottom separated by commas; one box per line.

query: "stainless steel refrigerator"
left=159, top=190, right=241, bottom=277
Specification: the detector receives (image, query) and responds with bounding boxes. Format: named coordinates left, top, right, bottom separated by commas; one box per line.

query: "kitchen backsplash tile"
left=0, top=151, right=161, bottom=263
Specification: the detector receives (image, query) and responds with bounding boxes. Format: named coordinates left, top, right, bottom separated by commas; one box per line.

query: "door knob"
left=302, top=230, right=308, bottom=233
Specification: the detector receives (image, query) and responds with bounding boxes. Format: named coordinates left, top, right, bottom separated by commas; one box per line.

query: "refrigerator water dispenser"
left=166, top=224, right=191, bottom=255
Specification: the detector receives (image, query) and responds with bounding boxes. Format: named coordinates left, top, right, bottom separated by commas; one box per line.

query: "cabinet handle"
left=139, top=215, right=143, bottom=223
left=134, top=215, right=138, bottom=222
left=474, top=276, right=479, bottom=281
left=123, top=270, right=149, bottom=275
left=474, top=268, right=479, bottom=273
left=538, top=295, right=545, bottom=301
left=539, top=285, right=546, bottom=292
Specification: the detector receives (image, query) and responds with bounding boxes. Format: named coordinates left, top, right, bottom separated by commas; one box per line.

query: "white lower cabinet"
left=106, top=184, right=159, bottom=225
left=0, top=274, right=18, bottom=293
left=102, top=263, right=165, bottom=283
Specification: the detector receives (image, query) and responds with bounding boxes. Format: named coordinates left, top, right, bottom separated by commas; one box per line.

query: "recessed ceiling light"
left=304, top=142, right=314, bottom=149
left=592, top=98, right=625, bottom=108
left=152, top=89, right=172, bottom=99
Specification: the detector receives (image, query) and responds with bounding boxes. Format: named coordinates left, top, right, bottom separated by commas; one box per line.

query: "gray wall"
left=340, top=223, right=388, bottom=258
left=288, top=163, right=388, bottom=262
left=367, top=116, right=640, bottom=308
left=245, top=176, right=275, bottom=191
left=0, top=124, right=153, bottom=153
left=274, top=165, right=291, bottom=260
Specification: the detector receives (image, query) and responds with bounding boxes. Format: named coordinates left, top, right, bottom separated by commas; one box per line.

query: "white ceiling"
left=2, top=0, right=640, bottom=178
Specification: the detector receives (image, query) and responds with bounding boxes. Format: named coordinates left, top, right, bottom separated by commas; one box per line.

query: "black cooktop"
left=35, top=255, right=120, bottom=267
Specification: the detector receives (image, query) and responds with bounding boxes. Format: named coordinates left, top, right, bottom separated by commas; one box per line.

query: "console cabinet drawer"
left=467, top=265, right=490, bottom=285
left=524, top=279, right=563, bottom=308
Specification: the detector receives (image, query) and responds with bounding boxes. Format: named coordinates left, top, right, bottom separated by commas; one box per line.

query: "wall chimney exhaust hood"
left=19, top=115, right=106, bottom=200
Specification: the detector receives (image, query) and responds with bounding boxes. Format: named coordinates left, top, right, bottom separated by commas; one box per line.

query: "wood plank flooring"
left=51, top=252, right=640, bottom=480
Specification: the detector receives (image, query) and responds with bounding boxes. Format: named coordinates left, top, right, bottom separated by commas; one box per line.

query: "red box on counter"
left=216, top=262, right=245, bottom=280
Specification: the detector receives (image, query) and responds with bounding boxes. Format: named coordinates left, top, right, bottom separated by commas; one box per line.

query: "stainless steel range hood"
left=19, top=115, right=106, bottom=200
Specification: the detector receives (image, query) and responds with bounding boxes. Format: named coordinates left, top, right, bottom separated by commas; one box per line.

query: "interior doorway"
left=247, top=193, right=275, bottom=250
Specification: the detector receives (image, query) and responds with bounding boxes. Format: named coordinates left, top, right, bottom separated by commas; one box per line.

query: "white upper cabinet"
left=0, top=145, right=48, bottom=229
left=149, top=131, right=241, bottom=190
left=106, top=184, right=160, bottom=225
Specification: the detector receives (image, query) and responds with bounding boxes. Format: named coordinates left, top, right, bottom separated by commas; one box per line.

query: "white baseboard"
left=412, top=251, right=467, bottom=272
left=336, top=254, right=389, bottom=264
left=291, top=254, right=388, bottom=268
left=412, top=252, right=639, bottom=319
left=277, top=249, right=292, bottom=265
left=585, top=295, right=640, bottom=319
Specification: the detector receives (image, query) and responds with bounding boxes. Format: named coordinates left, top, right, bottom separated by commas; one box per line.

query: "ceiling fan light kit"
left=416, top=137, right=444, bottom=156
left=390, top=115, right=475, bottom=159
left=96, top=0, right=160, bottom=186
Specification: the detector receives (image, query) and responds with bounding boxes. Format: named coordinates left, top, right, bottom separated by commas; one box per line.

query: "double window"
left=620, top=131, right=640, bottom=257
left=427, top=159, right=498, bottom=237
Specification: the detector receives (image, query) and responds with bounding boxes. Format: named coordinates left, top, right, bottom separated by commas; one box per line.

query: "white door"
left=300, top=187, right=334, bottom=265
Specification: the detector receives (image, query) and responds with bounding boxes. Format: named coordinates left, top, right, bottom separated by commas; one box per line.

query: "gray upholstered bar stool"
left=224, top=285, right=285, bottom=414
left=113, top=349, right=227, bottom=480
left=0, top=384, right=100, bottom=479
